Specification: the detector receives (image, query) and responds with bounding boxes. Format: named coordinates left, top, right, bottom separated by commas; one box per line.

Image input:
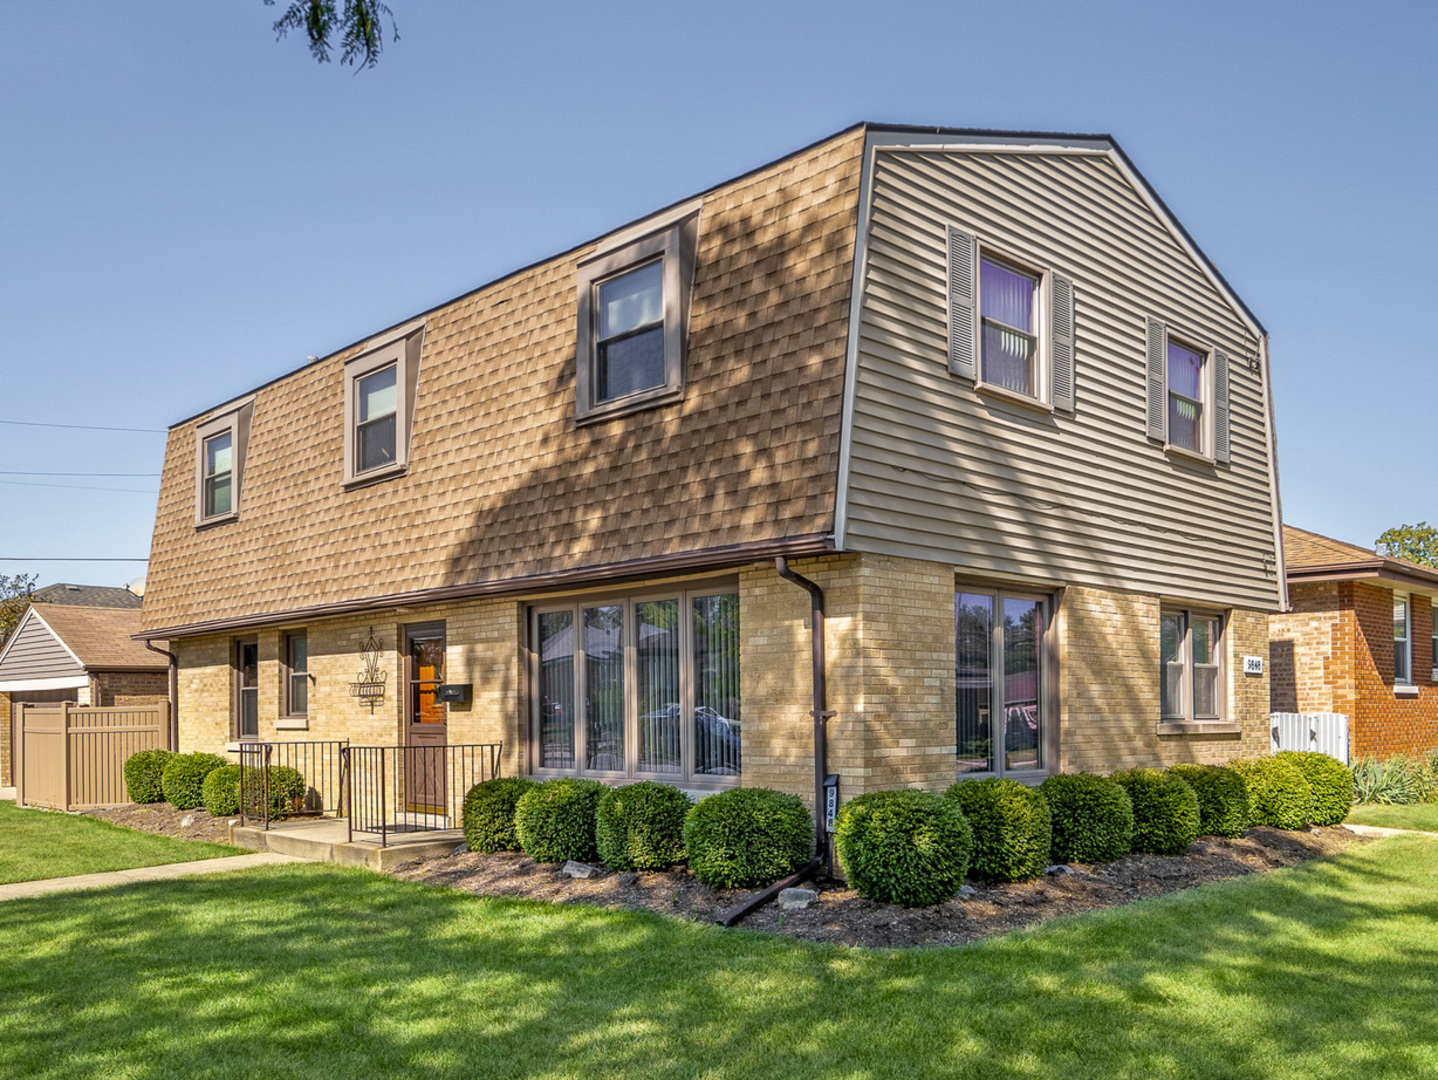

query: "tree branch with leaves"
left=1376, top=522, right=1438, bottom=568
left=0, top=574, right=38, bottom=650
left=266, top=0, right=398, bottom=69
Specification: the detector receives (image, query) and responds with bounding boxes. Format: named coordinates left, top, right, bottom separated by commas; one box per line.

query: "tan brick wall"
left=1061, top=584, right=1269, bottom=772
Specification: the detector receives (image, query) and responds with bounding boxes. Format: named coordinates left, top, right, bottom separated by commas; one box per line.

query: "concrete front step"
left=229, top=821, right=462, bottom=872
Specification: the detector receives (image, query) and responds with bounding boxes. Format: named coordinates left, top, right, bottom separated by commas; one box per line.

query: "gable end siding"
left=0, top=616, right=86, bottom=682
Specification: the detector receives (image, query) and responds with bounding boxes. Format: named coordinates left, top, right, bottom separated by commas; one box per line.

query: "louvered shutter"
left=1146, top=318, right=1167, bottom=442
left=1050, top=273, right=1075, bottom=412
left=947, top=226, right=978, bottom=380
left=1213, top=348, right=1230, bottom=464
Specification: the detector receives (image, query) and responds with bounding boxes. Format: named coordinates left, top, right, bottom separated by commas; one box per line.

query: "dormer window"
left=193, top=399, right=253, bottom=527
left=575, top=205, right=700, bottom=422
left=342, top=318, right=425, bottom=487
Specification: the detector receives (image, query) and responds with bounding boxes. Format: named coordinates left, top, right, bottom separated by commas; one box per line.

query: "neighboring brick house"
left=0, top=590, right=167, bottom=786
left=137, top=123, right=1284, bottom=816
left=1271, top=525, right=1438, bottom=760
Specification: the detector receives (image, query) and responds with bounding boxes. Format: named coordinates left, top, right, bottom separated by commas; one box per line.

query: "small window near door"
left=284, top=633, right=308, bottom=717
left=235, top=638, right=259, bottom=739
left=955, top=588, right=1046, bottom=776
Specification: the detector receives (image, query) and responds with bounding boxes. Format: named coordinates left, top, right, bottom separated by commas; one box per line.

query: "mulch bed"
left=387, top=826, right=1364, bottom=948
left=87, top=802, right=238, bottom=846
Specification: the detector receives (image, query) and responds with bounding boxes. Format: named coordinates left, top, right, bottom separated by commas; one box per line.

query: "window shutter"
left=1146, top=318, right=1167, bottom=442
left=947, top=226, right=978, bottom=380
left=1213, top=348, right=1231, bottom=464
left=1050, top=273, right=1075, bottom=412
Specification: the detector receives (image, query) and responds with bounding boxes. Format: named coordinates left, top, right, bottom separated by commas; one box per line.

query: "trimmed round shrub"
left=261, top=765, right=307, bottom=819
left=201, top=764, right=242, bottom=817
left=514, top=778, right=607, bottom=864
left=1169, top=764, right=1250, bottom=838
left=1275, top=750, right=1353, bottom=826
left=944, top=778, right=1050, bottom=883
left=462, top=777, right=538, bottom=853
left=1039, top=772, right=1134, bottom=863
left=1111, top=768, right=1200, bottom=855
left=123, top=748, right=175, bottom=804
left=161, top=752, right=228, bottom=810
left=683, top=787, right=813, bottom=890
left=834, top=789, right=973, bottom=906
left=596, top=781, right=691, bottom=871
left=1231, top=756, right=1312, bottom=830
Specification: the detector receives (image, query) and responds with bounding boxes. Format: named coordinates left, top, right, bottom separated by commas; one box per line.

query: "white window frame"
left=974, top=247, right=1051, bottom=408
left=527, top=584, right=740, bottom=789
left=1430, top=601, right=1436, bottom=682
left=193, top=398, right=254, bottom=528
left=342, top=319, right=425, bottom=487
left=1394, top=593, right=1412, bottom=687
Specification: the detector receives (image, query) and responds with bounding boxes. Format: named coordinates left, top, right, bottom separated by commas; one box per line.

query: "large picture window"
left=531, top=587, right=740, bottom=786
left=955, top=588, right=1046, bottom=776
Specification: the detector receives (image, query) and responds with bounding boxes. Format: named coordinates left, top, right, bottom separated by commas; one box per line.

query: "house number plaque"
left=1243, top=656, right=1264, bottom=675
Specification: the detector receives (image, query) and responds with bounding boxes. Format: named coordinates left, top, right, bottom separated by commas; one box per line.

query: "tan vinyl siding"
left=844, top=148, right=1280, bottom=610
left=0, top=615, right=85, bottom=682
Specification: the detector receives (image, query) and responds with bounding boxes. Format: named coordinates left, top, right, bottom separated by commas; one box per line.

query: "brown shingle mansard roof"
left=1283, top=524, right=1438, bottom=592
left=33, top=605, right=166, bottom=670
left=141, top=127, right=868, bottom=636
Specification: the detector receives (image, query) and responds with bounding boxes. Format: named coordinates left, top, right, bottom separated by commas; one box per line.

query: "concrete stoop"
left=229, top=818, right=461, bottom=872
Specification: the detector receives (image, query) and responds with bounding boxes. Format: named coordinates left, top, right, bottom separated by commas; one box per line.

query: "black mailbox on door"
left=436, top=683, right=472, bottom=704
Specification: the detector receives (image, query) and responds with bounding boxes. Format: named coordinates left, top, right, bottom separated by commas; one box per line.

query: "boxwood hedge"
left=201, top=764, right=243, bottom=817
left=1039, top=772, right=1134, bottom=863
left=1168, top=763, right=1250, bottom=838
left=1274, top=750, right=1353, bottom=826
left=1231, top=756, right=1312, bottom=830
left=160, top=752, right=228, bottom=810
left=944, top=778, right=1050, bottom=883
left=596, top=781, right=691, bottom=871
left=514, top=778, right=607, bottom=864
left=123, top=748, right=175, bottom=804
left=683, top=787, right=813, bottom=889
left=461, top=777, right=538, bottom=853
left=1111, top=768, right=1200, bottom=855
left=834, top=789, right=973, bottom=906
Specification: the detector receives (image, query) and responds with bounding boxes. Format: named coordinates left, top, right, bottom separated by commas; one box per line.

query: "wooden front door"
left=405, top=624, right=447, bottom=813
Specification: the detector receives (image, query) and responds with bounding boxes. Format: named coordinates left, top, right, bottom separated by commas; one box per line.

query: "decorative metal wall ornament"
left=348, top=628, right=388, bottom=713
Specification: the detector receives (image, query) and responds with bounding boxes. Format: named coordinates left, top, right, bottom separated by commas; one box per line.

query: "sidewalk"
left=0, top=852, right=309, bottom=902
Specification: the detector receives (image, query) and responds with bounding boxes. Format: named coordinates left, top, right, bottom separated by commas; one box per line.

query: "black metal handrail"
left=342, top=743, right=502, bottom=846
left=238, top=740, right=350, bottom=829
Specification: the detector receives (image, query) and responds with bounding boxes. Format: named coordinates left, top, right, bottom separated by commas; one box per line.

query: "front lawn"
left=0, top=802, right=239, bottom=885
left=2, top=836, right=1436, bottom=1078
left=1346, top=802, right=1438, bottom=832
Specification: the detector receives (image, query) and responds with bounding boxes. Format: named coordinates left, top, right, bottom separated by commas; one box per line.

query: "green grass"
left=2, top=837, right=1437, bottom=1078
left=0, top=802, right=240, bottom=884
left=1346, top=802, right=1438, bottom=832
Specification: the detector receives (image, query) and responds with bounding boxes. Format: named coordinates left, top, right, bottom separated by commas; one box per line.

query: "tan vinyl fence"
left=16, top=702, right=171, bottom=811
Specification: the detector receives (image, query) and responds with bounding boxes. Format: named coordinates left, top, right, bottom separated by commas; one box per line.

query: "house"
left=1270, top=525, right=1438, bottom=759
left=136, top=123, right=1283, bottom=816
left=0, top=588, right=168, bottom=787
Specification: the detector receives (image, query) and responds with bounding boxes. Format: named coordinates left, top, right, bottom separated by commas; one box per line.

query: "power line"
left=0, top=419, right=167, bottom=434
left=0, top=479, right=157, bottom=494
left=0, top=557, right=149, bottom=562
left=0, top=471, right=161, bottom=477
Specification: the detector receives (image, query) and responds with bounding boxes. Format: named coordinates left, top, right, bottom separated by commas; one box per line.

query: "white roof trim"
left=0, top=675, right=89, bottom=692
left=871, top=135, right=1263, bottom=341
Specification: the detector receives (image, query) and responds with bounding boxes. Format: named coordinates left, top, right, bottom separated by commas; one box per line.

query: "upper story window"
left=575, top=205, right=700, bottom=422
left=342, top=318, right=425, bottom=487
left=1160, top=608, right=1223, bottom=722
left=193, top=398, right=254, bottom=528
left=1146, top=319, right=1231, bottom=464
left=1394, top=594, right=1411, bottom=685
left=947, top=227, right=1075, bottom=413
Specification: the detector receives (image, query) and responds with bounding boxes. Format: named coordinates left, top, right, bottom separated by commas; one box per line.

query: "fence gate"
left=1270, top=712, right=1349, bottom=764
left=16, top=702, right=170, bottom=811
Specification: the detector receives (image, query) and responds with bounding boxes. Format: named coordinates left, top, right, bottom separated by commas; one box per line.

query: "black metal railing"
left=343, top=743, right=502, bottom=846
left=238, top=740, right=350, bottom=829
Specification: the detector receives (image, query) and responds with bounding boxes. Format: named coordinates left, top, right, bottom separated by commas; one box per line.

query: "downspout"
left=774, top=556, right=835, bottom=864
left=145, top=640, right=179, bottom=751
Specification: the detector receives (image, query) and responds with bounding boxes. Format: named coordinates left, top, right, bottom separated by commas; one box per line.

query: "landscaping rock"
left=1044, top=864, right=1076, bottom=876
left=958, top=885, right=979, bottom=897
left=778, top=887, right=817, bottom=911
left=180, top=815, right=195, bottom=828
left=561, top=861, right=596, bottom=879
left=451, top=842, right=469, bottom=856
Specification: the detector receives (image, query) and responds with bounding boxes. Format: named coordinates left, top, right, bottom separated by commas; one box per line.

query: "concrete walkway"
left=1342, top=822, right=1438, bottom=839
left=0, top=852, right=309, bottom=902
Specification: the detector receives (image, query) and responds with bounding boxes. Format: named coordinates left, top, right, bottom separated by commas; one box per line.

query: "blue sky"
left=1, top=0, right=1434, bottom=589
